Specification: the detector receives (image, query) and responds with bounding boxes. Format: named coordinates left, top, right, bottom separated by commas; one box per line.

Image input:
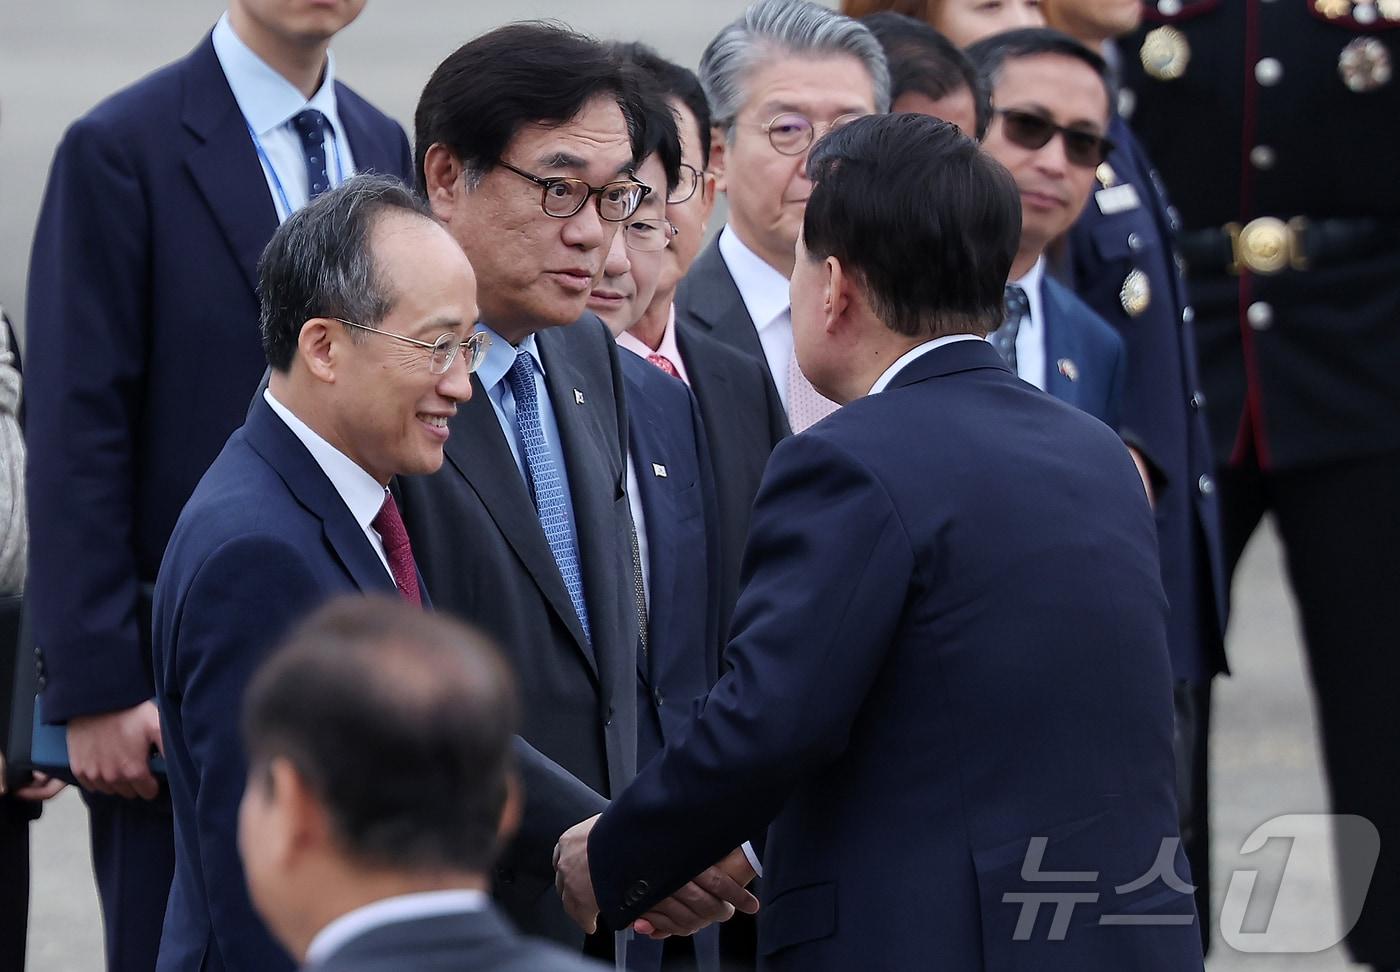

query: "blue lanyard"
left=245, top=118, right=346, bottom=221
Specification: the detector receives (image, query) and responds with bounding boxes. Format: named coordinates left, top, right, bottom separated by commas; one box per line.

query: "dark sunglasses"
left=993, top=109, right=1115, bottom=168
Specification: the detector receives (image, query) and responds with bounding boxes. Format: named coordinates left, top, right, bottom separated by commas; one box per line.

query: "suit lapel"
left=1039, top=278, right=1083, bottom=410
left=440, top=374, right=599, bottom=678
left=676, top=239, right=770, bottom=368
left=243, top=398, right=397, bottom=597
left=180, top=35, right=280, bottom=297
left=626, top=393, right=679, bottom=689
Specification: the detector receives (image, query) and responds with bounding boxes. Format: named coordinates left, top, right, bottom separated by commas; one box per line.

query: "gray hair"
left=258, top=174, right=434, bottom=372
left=700, top=0, right=891, bottom=139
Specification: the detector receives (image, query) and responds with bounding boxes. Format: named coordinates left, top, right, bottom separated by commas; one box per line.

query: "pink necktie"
left=372, top=493, right=422, bottom=605
left=786, top=343, right=839, bottom=432
left=647, top=353, right=681, bottom=380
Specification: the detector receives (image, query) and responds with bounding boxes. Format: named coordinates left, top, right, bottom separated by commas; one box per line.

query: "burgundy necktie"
left=647, top=353, right=680, bottom=379
left=372, top=493, right=422, bottom=605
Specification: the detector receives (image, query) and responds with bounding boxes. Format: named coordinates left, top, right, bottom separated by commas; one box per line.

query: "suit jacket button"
left=653, top=690, right=663, bottom=707
left=1190, top=391, right=1205, bottom=410
left=1198, top=474, right=1216, bottom=496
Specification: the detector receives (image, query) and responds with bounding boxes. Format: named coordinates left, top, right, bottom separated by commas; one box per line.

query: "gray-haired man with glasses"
left=674, top=0, right=889, bottom=434
left=397, top=22, right=756, bottom=962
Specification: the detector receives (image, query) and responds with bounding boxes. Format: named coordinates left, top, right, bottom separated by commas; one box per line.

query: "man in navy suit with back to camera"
left=24, top=3, right=410, bottom=966
left=968, top=29, right=1128, bottom=434
left=555, top=113, right=1204, bottom=971
left=153, top=175, right=482, bottom=972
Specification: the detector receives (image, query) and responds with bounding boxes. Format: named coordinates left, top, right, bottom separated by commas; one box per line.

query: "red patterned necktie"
left=647, top=353, right=680, bottom=379
left=372, top=493, right=422, bottom=605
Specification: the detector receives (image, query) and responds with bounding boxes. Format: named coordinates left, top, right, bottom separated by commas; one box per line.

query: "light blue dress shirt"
left=474, top=325, right=584, bottom=561
left=211, top=12, right=356, bottom=222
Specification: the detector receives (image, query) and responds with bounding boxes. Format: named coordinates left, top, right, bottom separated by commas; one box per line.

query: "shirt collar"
left=305, top=889, right=490, bottom=966
left=263, top=389, right=386, bottom=532
left=212, top=12, right=343, bottom=139
left=868, top=334, right=984, bottom=396
left=474, top=325, right=543, bottom=396
left=717, top=225, right=792, bottom=333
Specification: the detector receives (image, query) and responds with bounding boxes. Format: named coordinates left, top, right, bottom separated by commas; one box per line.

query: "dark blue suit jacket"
left=1066, top=116, right=1227, bottom=682
left=618, top=350, right=722, bottom=972
left=589, top=340, right=1202, bottom=971
left=26, top=34, right=411, bottom=723
left=153, top=396, right=403, bottom=972
left=1041, top=275, right=1127, bottom=431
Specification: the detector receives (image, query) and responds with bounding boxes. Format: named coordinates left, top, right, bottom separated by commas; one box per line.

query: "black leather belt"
left=1178, top=216, right=1399, bottom=276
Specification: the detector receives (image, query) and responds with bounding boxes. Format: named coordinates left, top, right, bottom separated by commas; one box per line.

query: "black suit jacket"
left=308, top=905, right=606, bottom=972
left=673, top=240, right=790, bottom=644
left=397, top=317, right=634, bottom=942
left=25, top=33, right=412, bottom=723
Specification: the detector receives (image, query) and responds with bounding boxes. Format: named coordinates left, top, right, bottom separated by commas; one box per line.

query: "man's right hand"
left=67, top=700, right=164, bottom=800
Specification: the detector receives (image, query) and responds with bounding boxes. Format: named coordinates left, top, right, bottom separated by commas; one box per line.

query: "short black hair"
left=257, top=174, right=432, bottom=372
left=862, top=13, right=990, bottom=140
left=605, top=52, right=682, bottom=195
left=241, top=597, right=520, bottom=875
left=414, top=22, right=648, bottom=194
left=803, top=113, right=1020, bottom=337
left=965, top=28, right=1113, bottom=118
left=610, top=41, right=714, bottom=168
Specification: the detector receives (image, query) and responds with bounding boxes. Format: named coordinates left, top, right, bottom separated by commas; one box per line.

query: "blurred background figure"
left=239, top=597, right=604, bottom=972
left=1038, top=0, right=1229, bottom=949
left=22, top=1, right=410, bottom=965
left=841, top=0, right=1044, bottom=46
left=1120, top=6, right=1400, bottom=969
left=860, top=12, right=989, bottom=137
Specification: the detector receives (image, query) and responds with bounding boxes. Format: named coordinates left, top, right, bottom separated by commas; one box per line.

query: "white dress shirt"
left=212, top=13, right=356, bottom=222
left=867, top=334, right=986, bottom=396
left=617, top=305, right=691, bottom=387
left=717, top=226, right=794, bottom=409
left=1007, top=257, right=1048, bottom=391
left=304, top=889, right=490, bottom=967
left=263, top=390, right=393, bottom=581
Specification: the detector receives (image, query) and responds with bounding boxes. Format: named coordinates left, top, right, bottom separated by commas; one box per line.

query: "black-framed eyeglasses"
left=622, top=218, right=678, bottom=253
left=667, top=163, right=704, bottom=204
left=333, top=318, right=490, bottom=375
left=992, top=108, right=1116, bottom=169
left=497, top=160, right=650, bottom=221
left=757, top=112, right=866, bottom=156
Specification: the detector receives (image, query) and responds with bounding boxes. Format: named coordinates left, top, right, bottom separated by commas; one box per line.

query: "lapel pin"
left=652, top=463, right=668, bottom=478
left=573, top=388, right=585, bottom=405
left=1058, top=358, right=1080, bottom=383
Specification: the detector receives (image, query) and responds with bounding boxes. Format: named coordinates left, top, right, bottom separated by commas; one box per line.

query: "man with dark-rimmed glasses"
left=398, top=22, right=757, bottom=963
left=673, top=0, right=889, bottom=434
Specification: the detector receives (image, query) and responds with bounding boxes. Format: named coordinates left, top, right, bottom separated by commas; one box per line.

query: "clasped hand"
left=553, top=814, right=759, bottom=939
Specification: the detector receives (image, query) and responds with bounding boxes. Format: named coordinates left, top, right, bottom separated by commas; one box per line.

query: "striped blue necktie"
left=506, top=348, right=591, bottom=642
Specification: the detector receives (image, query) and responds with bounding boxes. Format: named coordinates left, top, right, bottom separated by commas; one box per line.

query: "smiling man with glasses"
left=968, top=28, right=1128, bottom=431
left=674, top=0, right=890, bottom=434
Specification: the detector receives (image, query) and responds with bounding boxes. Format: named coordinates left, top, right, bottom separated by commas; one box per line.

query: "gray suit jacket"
left=308, top=906, right=606, bottom=972
left=397, top=315, right=635, bottom=945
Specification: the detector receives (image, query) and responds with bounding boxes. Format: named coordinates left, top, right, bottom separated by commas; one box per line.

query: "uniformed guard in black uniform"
left=1121, top=4, right=1400, bottom=967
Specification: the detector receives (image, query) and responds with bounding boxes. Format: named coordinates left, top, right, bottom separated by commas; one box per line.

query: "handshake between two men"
left=554, top=816, right=759, bottom=939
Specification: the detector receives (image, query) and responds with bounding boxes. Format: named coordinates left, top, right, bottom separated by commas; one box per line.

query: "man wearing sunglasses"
left=968, top=29, right=1127, bottom=431
left=151, top=175, right=481, bottom=972
left=400, top=24, right=755, bottom=959
left=1040, top=1, right=1229, bottom=949
left=675, top=0, right=889, bottom=433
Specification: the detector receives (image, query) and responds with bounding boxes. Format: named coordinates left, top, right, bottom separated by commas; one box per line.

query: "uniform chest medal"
left=1140, top=26, right=1190, bottom=81
left=1120, top=269, right=1152, bottom=317
left=1339, top=37, right=1393, bottom=92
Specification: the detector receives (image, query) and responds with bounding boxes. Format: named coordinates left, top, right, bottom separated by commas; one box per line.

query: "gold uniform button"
left=1140, top=26, right=1191, bottom=81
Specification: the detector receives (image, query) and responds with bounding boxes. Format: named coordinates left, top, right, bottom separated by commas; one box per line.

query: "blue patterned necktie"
left=505, top=348, right=591, bottom=642
left=993, top=283, right=1028, bottom=373
left=291, top=108, right=331, bottom=200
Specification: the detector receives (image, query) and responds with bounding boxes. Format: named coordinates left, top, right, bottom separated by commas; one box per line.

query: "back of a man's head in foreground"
left=800, top=112, right=1020, bottom=341
left=237, top=597, right=520, bottom=958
